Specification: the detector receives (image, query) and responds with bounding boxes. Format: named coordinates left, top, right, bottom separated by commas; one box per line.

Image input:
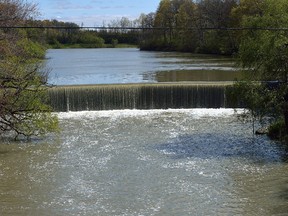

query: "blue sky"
left=36, top=0, right=160, bottom=26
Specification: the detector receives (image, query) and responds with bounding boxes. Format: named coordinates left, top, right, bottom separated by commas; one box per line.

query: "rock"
left=255, top=127, right=268, bottom=135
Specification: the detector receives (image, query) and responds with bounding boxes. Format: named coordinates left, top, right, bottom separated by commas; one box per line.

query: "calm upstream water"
left=1, top=109, right=288, bottom=215
left=46, top=48, right=240, bottom=85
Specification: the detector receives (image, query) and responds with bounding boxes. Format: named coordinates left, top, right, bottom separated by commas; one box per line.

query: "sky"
left=36, top=0, right=160, bottom=27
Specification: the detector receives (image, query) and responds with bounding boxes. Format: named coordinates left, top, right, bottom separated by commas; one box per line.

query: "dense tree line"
left=19, top=0, right=260, bottom=53
left=24, top=19, right=105, bottom=48
left=24, top=19, right=140, bottom=48
left=8, top=0, right=280, bottom=55
left=138, top=0, right=242, bottom=54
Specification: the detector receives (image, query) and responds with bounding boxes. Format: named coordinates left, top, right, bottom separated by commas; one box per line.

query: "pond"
left=46, top=48, right=241, bottom=85
left=1, top=109, right=288, bottom=215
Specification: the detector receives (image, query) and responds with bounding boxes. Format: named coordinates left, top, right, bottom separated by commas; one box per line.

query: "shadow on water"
left=152, top=70, right=242, bottom=82
left=278, top=184, right=288, bottom=200
left=156, top=133, right=288, bottom=163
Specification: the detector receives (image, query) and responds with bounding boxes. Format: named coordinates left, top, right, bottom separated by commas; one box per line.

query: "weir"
left=48, top=83, right=234, bottom=112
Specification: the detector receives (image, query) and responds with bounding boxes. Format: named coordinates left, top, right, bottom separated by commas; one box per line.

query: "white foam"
left=57, top=108, right=243, bottom=120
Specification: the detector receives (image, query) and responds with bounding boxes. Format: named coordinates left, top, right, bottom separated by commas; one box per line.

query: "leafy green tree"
left=111, top=38, right=118, bottom=48
left=196, top=0, right=239, bottom=54
left=234, top=0, right=288, bottom=138
left=154, top=0, right=174, bottom=46
left=77, top=31, right=104, bottom=48
left=139, top=0, right=239, bottom=53
left=137, top=13, right=157, bottom=50
left=0, top=0, right=58, bottom=139
left=0, top=57, right=59, bottom=138
left=175, top=0, right=198, bottom=51
left=138, top=13, right=155, bottom=28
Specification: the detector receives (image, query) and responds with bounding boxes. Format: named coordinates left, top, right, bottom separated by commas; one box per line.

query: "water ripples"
left=1, top=109, right=288, bottom=215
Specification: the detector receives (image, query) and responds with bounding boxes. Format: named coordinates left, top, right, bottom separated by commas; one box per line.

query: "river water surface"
left=46, top=48, right=240, bottom=85
left=1, top=109, right=288, bottom=215
left=1, top=49, right=288, bottom=215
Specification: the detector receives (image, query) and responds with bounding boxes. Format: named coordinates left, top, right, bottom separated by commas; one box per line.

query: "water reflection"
left=46, top=48, right=238, bottom=85
left=151, top=69, right=242, bottom=82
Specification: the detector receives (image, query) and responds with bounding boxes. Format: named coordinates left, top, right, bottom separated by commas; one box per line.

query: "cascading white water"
left=48, top=83, right=232, bottom=111
left=1, top=109, right=287, bottom=215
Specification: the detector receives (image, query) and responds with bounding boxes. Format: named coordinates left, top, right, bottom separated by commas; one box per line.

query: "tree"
left=138, top=13, right=155, bottom=29
left=0, top=0, right=58, bottom=139
left=154, top=0, right=174, bottom=46
left=139, top=0, right=240, bottom=53
left=175, top=0, right=198, bottom=51
left=196, top=0, right=239, bottom=54
left=77, top=31, right=104, bottom=48
left=234, top=0, right=288, bottom=139
left=137, top=13, right=157, bottom=50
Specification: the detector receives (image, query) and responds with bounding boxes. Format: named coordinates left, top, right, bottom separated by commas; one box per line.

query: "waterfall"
left=48, top=83, right=233, bottom=112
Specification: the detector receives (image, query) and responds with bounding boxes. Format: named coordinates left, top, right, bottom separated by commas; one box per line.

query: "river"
left=1, top=109, right=288, bottom=215
left=1, top=49, right=288, bottom=215
left=46, top=48, right=240, bottom=85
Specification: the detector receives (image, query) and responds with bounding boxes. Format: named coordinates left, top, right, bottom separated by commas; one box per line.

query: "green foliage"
left=17, top=38, right=46, bottom=59
left=76, top=31, right=105, bottom=48
left=49, top=39, right=63, bottom=49
left=228, top=81, right=282, bottom=119
left=97, top=30, right=139, bottom=46
left=268, top=119, right=286, bottom=140
left=233, top=0, right=288, bottom=139
left=0, top=0, right=59, bottom=139
left=0, top=57, right=59, bottom=139
left=139, top=0, right=239, bottom=54
left=238, top=0, right=288, bottom=81
left=111, top=39, right=118, bottom=48
left=32, top=19, right=138, bottom=48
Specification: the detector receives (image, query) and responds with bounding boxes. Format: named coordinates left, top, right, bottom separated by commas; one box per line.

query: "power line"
left=1, top=26, right=288, bottom=31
